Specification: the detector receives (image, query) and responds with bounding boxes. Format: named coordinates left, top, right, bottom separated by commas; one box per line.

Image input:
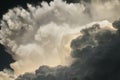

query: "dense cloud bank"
left=70, top=20, right=120, bottom=80
left=16, top=20, right=120, bottom=80
left=0, top=0, right=120, bottom=80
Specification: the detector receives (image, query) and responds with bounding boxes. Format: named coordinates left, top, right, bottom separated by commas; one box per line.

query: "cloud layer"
left=0, top=0, right=120, bottom=80
left=16, top=20, right=120, bottom=80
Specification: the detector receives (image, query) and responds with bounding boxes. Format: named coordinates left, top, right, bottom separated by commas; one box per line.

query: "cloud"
left=0, top=69, right=14, bottom=80
left=16, top=20, right=120, bottom=80
left=0, top=0, right=120, bottom=80
left=0, top=0, right=83, bottom=76
left=70, top=20, right=118, bottom=80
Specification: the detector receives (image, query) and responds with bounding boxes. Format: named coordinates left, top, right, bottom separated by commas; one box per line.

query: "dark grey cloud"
left=16, top=65, right=69, bottom=80
left=70, top=20, right=120, bottom=80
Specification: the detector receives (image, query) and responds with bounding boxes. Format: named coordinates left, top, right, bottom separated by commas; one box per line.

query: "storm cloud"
left=0, top=0, right=120, bottom=80
left=16, top=20, right=120, bottom=80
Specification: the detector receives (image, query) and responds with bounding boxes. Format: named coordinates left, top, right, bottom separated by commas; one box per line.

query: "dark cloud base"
left=16, top=20, right=120, bottom=80
left=70, top=20, right=120, bottom=80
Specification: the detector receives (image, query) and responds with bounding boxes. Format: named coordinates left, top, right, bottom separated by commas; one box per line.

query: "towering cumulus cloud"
left=0, top=0, right=120, bottom=80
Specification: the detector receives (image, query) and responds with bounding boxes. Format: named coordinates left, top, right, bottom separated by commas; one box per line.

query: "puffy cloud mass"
left=0, top=0, right=120, bottom=80
left=16, top=20, right=120, bottom=80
